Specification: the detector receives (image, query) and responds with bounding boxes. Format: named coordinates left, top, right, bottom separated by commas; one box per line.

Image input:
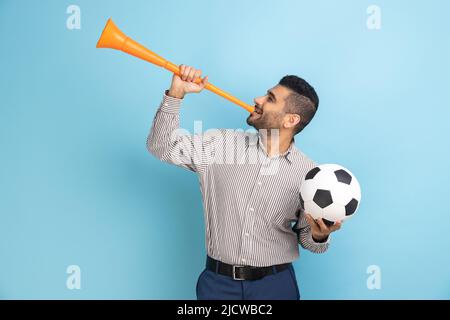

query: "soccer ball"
left=300, top=164, right=361, bottom=226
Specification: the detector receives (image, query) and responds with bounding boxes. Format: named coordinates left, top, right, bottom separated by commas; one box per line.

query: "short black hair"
left=278, top=75, right=319, bottom=134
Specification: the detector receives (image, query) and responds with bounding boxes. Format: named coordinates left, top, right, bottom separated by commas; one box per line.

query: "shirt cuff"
left=160, top=90, right=183, bottom=113
left=310, top=232, right=331, bottom=245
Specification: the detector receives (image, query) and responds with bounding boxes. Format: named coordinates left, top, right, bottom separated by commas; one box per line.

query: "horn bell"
left=96, top=18, right=127, bottom=50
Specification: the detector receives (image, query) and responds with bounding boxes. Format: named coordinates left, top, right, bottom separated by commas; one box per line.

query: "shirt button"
left=249, top=207, right=254, bottom=212
left=245, top=233, right=249, bottom=237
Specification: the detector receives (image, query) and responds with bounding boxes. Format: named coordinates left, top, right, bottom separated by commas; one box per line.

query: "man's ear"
left=284, top=114, right=301, bottom=130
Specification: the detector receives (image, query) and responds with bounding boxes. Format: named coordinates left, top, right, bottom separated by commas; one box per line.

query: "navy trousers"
left=196, top=260, right=300, bottom=300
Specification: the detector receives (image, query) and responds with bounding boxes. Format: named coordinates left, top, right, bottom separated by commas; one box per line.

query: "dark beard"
left=246, top=112, right=282, bottom=130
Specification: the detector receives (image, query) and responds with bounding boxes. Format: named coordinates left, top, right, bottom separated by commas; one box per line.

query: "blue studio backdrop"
left=0, top=0, right=449, bottom=299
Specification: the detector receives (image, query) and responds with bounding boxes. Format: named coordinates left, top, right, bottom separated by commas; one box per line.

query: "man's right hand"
left=167, top=64, right=209, bottom=99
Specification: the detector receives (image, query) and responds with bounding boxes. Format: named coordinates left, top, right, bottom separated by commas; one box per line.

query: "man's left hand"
left=305, top=214, right=342, bottom=243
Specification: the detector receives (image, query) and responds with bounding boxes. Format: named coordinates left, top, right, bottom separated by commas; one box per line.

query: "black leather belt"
left=206, top=256, right=291, bottom=281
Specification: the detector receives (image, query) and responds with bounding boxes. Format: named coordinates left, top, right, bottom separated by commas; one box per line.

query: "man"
left=147, top=65, right=342, bottom=300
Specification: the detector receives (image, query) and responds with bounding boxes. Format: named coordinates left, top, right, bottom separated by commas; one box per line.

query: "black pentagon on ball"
left=345, top=198, right=359, bottom=216
left=305, top=167, right=320, bottom=180
left=334, top=169, right=352, bottom=185
left=313, top=189, right=333, bottom=208
left=322, top=219, right=335, bottom=227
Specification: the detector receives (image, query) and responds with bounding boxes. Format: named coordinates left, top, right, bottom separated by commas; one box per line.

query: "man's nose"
left=254, top=96, right=263, bottom=105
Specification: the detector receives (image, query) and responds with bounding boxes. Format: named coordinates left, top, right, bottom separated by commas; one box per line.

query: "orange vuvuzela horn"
left=96, top=19, right=254, bottom=113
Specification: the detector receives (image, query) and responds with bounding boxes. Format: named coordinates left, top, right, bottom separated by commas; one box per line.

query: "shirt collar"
left=256, top=131, right=295, bottom=163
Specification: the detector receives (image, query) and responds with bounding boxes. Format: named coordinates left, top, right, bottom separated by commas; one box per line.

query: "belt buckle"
left=232, top=265, right=245, bottom=281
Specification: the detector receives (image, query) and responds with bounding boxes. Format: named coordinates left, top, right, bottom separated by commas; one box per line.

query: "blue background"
left=1, top=0, right=449, bottom=299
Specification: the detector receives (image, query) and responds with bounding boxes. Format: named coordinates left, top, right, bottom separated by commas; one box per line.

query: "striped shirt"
left=146, top=91, right=330, bottom=267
